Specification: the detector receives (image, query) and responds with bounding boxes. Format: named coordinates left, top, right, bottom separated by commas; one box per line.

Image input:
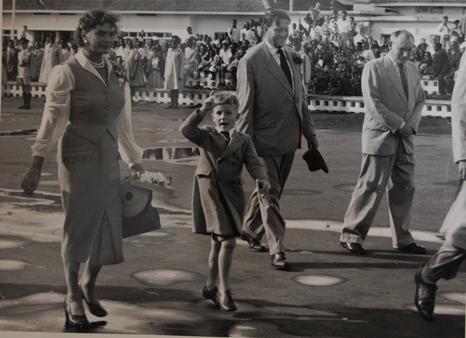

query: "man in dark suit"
left=236, top=9, right=319, bottom=270
left=432, top=42, right=450, bottom=94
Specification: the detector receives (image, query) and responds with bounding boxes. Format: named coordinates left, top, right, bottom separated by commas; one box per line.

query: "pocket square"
left=302, top=149, right=329, bottom=174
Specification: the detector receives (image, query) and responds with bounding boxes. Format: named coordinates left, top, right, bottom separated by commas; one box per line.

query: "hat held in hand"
left=302, top=148, right=329, bottom=173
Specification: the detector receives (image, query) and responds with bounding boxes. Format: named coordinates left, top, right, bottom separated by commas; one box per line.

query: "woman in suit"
left=21, top=10, right=144, bottom=330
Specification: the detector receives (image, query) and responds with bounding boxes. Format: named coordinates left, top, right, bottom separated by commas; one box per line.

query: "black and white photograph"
left=0, top=0, right=465, bottom=337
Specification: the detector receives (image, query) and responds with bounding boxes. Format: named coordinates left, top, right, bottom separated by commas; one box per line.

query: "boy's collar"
left=215, top=128, right=235, bottom=138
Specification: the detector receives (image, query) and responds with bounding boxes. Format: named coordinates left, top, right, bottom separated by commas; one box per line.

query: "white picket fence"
left=2, top=82, right=214, bottom=107
left=3, top=73, right=438, bottom=97
left=3, top=82, right=452, bottom=118
left=308, top=95, right=452, bottom=118
left=421, top=79, right=440, bottom=95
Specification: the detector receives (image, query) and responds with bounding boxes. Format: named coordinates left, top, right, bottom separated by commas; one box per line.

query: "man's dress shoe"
left=398, top=243, right=427, bottom=254
left=414, top=268, right=437, bottom=321
left=340, top=241, right=367, bottom=255
left=241, top=232, right=268, bottom=252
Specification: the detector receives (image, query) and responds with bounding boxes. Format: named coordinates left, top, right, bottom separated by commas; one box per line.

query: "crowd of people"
left=3, top=12, right=466, bottom=104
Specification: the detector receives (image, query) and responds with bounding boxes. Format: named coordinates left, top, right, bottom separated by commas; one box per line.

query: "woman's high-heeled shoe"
left=219, top=289, right=237, bottom=312
left=81, top=288, right=108, bottom=317
left=64, top=301, right=90, bottom=330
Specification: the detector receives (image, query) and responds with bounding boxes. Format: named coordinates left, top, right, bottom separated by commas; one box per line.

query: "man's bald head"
left=391, top=30, right=415, bottom=48
left=390, top=30, right=415, bottom=64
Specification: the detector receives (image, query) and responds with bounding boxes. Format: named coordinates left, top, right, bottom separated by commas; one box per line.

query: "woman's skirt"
left=146, top=70, right=164, bottom=89
left=58, top=126, right=123, bottom=265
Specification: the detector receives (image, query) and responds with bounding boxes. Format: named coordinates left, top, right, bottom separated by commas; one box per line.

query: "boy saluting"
left=180, top=92, right=271, bottom=311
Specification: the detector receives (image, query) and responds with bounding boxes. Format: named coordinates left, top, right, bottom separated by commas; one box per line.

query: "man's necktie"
left=277, top=47, right=292, bottom=87
left=221, top=131, right=230, bottom=143
left=398, top=63, right=409, bottom=100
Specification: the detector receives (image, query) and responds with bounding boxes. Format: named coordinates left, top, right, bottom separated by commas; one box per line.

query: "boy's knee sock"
left=206, top=239, right=221, bottom=288
left=218, top=238, right=236, bottom=291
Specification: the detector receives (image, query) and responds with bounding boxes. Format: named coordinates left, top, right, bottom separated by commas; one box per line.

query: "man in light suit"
left=236, top=9, right=319, bottom=270
left=340, top=30, right=427, bottom=255
left=414, top=51, right=466, bottom=322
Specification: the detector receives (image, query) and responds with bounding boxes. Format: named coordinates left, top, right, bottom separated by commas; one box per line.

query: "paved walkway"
left=0, top=97, right=464, bottom=338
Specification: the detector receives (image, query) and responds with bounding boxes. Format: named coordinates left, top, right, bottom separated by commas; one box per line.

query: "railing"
left=309, top=95, right=452, bottom=118
left=421, top=78, right=439, bottom=96
left=3, top=82, right=452, bottom=118
left=4, top=73, right=440, bottom=97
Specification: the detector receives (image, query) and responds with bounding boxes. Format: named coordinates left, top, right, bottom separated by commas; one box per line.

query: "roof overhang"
left=373, top=2, right=466, bottom=7
left=2, top=10, right=265, bottom=16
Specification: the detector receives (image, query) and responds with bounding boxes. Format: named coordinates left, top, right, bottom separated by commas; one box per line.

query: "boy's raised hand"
left=200, top=91, right=217, bottom=114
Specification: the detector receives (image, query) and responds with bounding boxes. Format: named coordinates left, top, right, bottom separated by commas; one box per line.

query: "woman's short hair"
left=74, top=10, right=120, bottom=47
left=211, top=92, right=239, bottom=108
left=263, top=9, right=291, bottom=29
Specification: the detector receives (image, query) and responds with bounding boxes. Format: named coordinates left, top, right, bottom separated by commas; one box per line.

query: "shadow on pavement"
left=0, top=283, right=463, bottom=337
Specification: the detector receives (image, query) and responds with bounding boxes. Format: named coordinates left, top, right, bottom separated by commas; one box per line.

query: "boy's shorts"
left=211, top=233, right=236, bottom=243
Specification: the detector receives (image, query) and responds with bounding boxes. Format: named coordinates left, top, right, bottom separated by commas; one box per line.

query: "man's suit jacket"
left=432, top=49, right=450, bottom=77
left=361, top=54, right=425, bottom=156
left=442, top=52, right=466, bottom=249
left=451, top=52, right=466, bottom=164
left=236, top=41, right=315, bottom=156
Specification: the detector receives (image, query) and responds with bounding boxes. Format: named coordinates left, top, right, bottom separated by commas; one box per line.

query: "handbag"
left=121, top=177, right=161, bottom=238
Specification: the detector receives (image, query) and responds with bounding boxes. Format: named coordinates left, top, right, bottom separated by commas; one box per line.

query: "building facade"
left=2, top=0, right=466, bottom=44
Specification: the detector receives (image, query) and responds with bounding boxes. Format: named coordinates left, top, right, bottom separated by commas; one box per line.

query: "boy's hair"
left=210, top=91, right=239, bottom=107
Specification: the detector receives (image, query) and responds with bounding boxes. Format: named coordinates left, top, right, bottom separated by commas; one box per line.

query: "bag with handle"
left=121, top=176, right=161, bottom=238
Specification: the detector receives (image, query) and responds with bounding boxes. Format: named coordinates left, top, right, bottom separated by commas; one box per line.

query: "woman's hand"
left=22, top=167, right=41, bottom=195
left=131, top=163, right=144, bottom=179
left=459, top=161, right=466, bottom=181
left=21, top=156, right=44, bottom=195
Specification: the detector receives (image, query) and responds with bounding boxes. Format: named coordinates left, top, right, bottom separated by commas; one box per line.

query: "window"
left=415, top=6, right=443, bottom=14
left=416, top=7, right=429, bottom=13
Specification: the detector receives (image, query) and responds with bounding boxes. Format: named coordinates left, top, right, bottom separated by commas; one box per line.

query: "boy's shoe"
left=202, top=286, right=219, bottom=307
left=219, top=289, right=237, bottom=311
left=271, top=252, right=290, bottom=271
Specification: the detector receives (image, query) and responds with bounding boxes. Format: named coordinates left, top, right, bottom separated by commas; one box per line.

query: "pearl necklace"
left=87, top=57, right=105, bottom=69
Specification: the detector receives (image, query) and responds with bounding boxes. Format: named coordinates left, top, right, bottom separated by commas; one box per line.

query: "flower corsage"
left=292, top=53, right=303, bottom=65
